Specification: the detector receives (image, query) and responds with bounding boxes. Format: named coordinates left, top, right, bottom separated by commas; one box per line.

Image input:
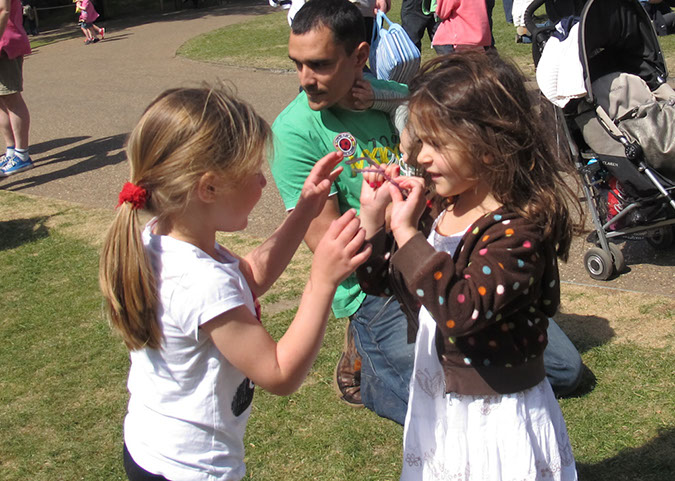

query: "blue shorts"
left=79, top=21, right=93, bottom=29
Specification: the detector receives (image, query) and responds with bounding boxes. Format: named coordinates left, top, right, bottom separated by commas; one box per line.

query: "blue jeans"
left=503, top=0, right=514, bottom=23
left=544, top=317, right=583, bottom=396
left=350, top=295, right=414, bottom=426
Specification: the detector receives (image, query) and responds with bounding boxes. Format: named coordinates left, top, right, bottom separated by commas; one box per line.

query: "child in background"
left=99, top=86, right=370, bottom=481
left=357, top=51, right=580, bottom=480
left=76, top=0, right=104, bottom=45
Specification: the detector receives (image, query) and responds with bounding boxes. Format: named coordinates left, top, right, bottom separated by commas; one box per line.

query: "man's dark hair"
left=292, top=0, right=366, bottom=55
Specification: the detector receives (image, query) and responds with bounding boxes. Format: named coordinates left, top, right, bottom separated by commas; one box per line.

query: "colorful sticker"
left=333, top=132, right=357, bottom=157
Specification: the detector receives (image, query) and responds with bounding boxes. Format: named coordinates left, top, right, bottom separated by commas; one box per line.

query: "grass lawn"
left=177, top=0, right=675, bottom=78
left=2, top=2, right=674, bottom=480
left=0, top=190, right=673, bottom=480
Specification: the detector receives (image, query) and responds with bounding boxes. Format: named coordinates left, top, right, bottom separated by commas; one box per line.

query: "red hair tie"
left=117, top=182, right=148, bottom=210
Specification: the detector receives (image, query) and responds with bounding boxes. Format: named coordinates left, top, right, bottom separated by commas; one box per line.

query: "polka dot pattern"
left=394, top=212, right=558, bottom=379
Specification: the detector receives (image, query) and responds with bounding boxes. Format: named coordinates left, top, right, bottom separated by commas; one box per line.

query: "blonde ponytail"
left=99, top=203, right=161, bottom=350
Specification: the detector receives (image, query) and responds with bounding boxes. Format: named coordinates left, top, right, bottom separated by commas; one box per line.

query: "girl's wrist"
left=392, top=226, right=418, bottom=247
left=308, top=269, right=340, bottom=294
left=359, top=209, right=385, bottom=235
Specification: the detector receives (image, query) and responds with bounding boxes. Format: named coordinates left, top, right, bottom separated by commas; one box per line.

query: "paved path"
left=5, top=2, right=292, bottom=237
left=1, top=2, right=673, bottom=297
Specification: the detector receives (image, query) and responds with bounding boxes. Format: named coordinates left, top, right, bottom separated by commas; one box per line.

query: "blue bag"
left=369, top=11, right=421, bottom=85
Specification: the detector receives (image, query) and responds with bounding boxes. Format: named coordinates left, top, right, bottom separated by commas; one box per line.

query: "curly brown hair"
left=407, top=51, right=582, bottom=261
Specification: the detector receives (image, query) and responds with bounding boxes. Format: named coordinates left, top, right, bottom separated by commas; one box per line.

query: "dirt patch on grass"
left=557, top=285, right=674, bottom=351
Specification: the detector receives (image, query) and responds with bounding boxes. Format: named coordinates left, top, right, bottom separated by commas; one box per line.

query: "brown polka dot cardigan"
left=356, top=207, right=561, bottom=396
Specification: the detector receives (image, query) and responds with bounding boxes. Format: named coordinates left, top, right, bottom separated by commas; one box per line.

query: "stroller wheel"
left=584, top=247, right=614, bottom=280
left=608, top=244, right=626, bottom=274
left=645, top=226, right=674, bottom=250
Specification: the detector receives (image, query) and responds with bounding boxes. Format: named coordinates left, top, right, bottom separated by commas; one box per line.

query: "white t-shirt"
left=124, top=221, right=257, bottom=481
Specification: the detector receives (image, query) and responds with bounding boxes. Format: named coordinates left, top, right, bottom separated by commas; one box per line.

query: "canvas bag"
left=592, top=72, right=675, bottom=179
left=369, top=11, right=421, bottom=84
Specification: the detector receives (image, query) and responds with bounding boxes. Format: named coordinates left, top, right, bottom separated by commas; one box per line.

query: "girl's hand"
left=349, top=79, right=375, bottom=111
left=296, top=151, right=344, bottom=219
left=312, top=209, right=371, bottom=286
left=388, top=176, right=426, bottom=247
left=359, top=163, right=399, bottom=234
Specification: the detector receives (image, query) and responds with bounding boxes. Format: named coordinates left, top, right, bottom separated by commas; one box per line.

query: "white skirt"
left=400, top=307, right=577, bottom=481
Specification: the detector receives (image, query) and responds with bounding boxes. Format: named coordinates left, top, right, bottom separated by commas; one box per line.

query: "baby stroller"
left=525, top=0, right=675, bottom=280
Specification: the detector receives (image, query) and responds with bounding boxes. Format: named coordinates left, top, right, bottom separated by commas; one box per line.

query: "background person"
left=0, top=0, right=32, bottom=177
left=270, top=0, right=414, bottom=425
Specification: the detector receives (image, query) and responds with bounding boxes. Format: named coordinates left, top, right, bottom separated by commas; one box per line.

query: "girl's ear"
left=196, top=172, right=219, bottom=203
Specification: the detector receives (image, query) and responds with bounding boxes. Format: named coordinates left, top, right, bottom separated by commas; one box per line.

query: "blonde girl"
left=100, top=86, right=370, bottom=481
left=357, top=51, right=581, bottom=480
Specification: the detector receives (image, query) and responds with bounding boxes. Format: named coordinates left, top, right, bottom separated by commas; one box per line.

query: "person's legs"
left=350, top=295, right=414, bottom=426
left=80, top=23, right=91, bottom=40
left=503, top=0, right=514, bottom=23
left=0, top=92, right=30, bottom=150
left=0, top=100, right=15, bottom=153
left=662, top=11, right=675, bottom=35
left=485, top=0, right=495, bottom=46
left=544, top=318, right=583, bottom=397
left=0, top=55, right=32, bottom=176
left=401, top=0, right=437, bottom=50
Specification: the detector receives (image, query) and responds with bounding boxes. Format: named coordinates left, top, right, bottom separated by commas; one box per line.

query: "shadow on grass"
left=577, top=427, right=675, bottom=481
left=555, top=312, right=615, bottom=354
left=0, top=216, right=50, bottom=251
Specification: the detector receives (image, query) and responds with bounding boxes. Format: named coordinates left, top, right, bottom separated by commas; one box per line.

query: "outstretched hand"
left=312, top=209, right=372, bottom=286
left=388, top=176, right=426, bottom=247
left=296, top=151, right=344, bottom=219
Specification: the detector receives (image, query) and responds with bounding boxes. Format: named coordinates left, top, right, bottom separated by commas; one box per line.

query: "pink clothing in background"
left=432, top=0, right=491, bottom=48
left=0, top=0, right=31, bottom=58
left=79, top=0, right=100, bottom=23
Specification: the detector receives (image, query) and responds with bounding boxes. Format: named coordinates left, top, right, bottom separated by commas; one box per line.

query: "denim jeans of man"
left=350, top=295, right=414, bottom=426
left=544, top=317, right=584, bottom=397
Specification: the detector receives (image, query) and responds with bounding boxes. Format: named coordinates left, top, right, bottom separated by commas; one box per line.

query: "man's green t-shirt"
left=271, top=80, right=408, bottom=318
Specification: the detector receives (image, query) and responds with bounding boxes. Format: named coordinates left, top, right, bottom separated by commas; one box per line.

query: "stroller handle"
left=524, top=0, right=548, bottom=40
